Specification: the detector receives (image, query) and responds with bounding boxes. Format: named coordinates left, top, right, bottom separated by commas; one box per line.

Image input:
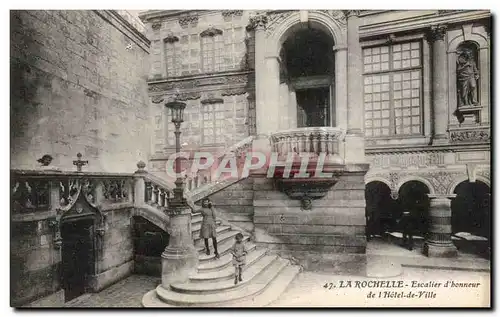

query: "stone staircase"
left=142, top=211, right=301, bottom=307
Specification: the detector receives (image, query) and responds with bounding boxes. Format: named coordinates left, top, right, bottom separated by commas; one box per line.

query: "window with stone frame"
left=150, top=40, right=162, bottom=77
left=222, top=19, right=246, bottom=71
left=178, top=27, right=201, bottom=76
left=201, top=28, right=224, bottom=73
left=165, top=100, right=201, bottom=147
left=202, top=102, right=225, bottom=145
left=164, top=36, right=182, bottom=77
left=363, top=41, right=423, bottom=137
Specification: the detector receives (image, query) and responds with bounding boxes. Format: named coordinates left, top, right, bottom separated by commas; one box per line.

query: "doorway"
left=61, top=218, right=95, bottom=302
left=296, top=87, right=330, bottom=127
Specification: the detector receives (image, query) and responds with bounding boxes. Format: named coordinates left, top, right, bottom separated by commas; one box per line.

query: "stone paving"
left=64, top=275, right=160, bottom=307
left=64, top=266, right=490, bottom=308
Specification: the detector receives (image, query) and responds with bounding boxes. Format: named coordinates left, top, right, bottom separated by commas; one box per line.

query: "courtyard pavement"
left=64, top=239, right=490, bottom=308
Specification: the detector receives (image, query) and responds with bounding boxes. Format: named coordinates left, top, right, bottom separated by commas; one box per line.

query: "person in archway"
left=400, top=210, right=415, bottom=251
left=200, top=198, right=219, bottom=259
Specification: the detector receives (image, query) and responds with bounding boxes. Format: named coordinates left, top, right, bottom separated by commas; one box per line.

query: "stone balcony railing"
left=270, top=127, right=346, bottom=159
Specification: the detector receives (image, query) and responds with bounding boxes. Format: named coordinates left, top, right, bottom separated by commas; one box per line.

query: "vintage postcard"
left=10, top=9, right=491, bottom=308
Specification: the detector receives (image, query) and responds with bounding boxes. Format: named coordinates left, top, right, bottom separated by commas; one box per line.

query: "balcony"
left=270, top=127, right=345, bottom=161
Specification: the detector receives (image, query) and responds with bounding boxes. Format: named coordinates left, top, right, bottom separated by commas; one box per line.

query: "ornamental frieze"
left=178, top=14, right=199, bottom=28
left=369, top=152, right=445, bottom=169
left=222, top=10, right=243, bottom=17
left=450, top=129, right=490, bottom=143
left=221, top=88, right=247, bottom=96
left=148, top=74, right=249, bottom=93
left=319, top=10, right=347, bottom=26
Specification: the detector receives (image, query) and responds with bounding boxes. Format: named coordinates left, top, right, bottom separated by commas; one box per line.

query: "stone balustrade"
left=185, top=136, right=255, bottom=192
left=10, top=169, right=136, bottom=216
left=270, top=127, right=346, bottom=158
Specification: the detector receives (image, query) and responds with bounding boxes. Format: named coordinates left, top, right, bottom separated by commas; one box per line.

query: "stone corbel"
left=275, top=178, right=339, bottom=201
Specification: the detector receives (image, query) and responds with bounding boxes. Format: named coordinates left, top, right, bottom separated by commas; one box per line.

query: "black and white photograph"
left=8, top=7, right=492, bottom=309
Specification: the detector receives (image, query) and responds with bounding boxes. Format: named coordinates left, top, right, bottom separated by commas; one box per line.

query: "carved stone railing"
left=184, top=136, right=255, bottom=194
left=11, top=169, right=135, bottom=217
left=270, top=127, right=346, bottom=158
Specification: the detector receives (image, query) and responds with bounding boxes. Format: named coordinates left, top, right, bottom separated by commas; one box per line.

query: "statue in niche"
left=456, top=48, right=480, bottom=107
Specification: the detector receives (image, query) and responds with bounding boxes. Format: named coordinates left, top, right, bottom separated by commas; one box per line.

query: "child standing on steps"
left=231, top=233, right=247, bottom=285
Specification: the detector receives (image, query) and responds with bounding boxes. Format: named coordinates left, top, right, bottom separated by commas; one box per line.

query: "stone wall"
left=91, top=208, right=134, bottom=291
left=11, top=220, right=62, bottom=306
left=252, top=171, right=367, bottom=273
left=10, top=10, right=151, bottom=173
left=206, top=177, right=254, bottom=232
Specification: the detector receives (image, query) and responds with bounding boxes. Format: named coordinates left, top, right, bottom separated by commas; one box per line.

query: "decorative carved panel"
left=450, top=128, right=490, bottom=143
left=148, top=74, right=249, bottom=93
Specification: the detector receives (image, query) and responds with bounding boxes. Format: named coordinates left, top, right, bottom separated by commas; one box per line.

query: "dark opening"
left=398, top=181, right=430, bottom=237
left=296, top=87, right=330, bottom=127
left=452, top=181, right=490, bottom=238
left=61, top=218, right=95, bottom=302
left=365, top=181, right=399, bottom=236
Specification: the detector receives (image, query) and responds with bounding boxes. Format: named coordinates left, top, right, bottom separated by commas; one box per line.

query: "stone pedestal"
left=161, top=206, right=198, bottom=287
left=424, top=194, right=458, bottom=258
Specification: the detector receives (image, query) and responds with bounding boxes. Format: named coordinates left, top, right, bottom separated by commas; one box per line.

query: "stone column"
left=343, top=10, right=365, bottom=163
left=424, top=194, right=457, bottom=257
left=428, top=25, right=449, bottom=144
left=161, top=206, right=198, bottom=287
left=249, top=14, right=273, bottom=155
left=251, top=14, right=269, bottom=137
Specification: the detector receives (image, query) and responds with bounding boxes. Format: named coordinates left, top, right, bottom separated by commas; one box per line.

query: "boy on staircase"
left=231, top=233, right=247, bottom=285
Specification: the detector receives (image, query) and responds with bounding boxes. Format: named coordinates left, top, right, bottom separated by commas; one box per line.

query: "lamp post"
left=165, top=100, right=187, bottom=209
left=160, top=98, right=198, bottom=288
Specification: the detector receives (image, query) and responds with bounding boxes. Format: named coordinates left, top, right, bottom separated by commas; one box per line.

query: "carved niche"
left=456, top=42, right=480, bottom=108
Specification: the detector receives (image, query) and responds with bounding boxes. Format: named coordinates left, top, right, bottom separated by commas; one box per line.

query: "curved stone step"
left=170, top=255, right=277, bottom=294
left=197, top=243, right=256, bottom=272
left=227, top=265, right=301, bottom=307
left=192, top=224, right=230, bottom=240
left=154, top=257, right=290, bottom=306
left=190, top=248, right=267, bottom=283
left=198, top=235, right=251, bottom=261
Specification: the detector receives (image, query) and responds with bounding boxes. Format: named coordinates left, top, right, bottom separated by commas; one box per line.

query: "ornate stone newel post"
left=427, top=25, right=449, bottom=144
left=424, top=194, right=458, bottom=257
left=161, top=100, right=198, bottom=287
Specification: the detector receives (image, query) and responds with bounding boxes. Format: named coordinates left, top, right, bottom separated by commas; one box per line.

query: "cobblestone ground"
left=64, top=275, right=160, bottom=307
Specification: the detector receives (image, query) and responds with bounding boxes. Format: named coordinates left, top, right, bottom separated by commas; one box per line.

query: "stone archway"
left=398, top=180, right=431, bottom=238
left=451, top=180, right=491, bottom=258
left=365, top=181, right=399, bottom=238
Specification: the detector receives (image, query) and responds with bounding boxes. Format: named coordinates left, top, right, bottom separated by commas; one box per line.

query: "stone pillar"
left=428, top=25, right=449, bottom=144
left=161, top=206, right=198, bottom=286
left=250, top=14, right=274, bottom=155
left=251, top=14, right=269, bottom=137
left=424, top=194, right=457, bottom=257
left=343, top=10, right=365, bottom=163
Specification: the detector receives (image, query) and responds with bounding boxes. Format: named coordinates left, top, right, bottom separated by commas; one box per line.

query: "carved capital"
left=248, top=14, right=268, bottom=31
left=426, top=24, right=448, bottom=43
left=200, top=27, right=223, bottom=37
